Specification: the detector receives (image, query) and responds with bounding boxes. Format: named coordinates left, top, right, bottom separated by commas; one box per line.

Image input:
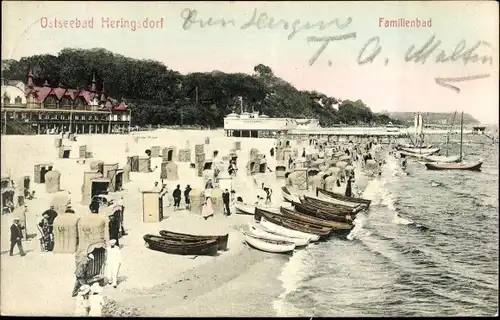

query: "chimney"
left=27, top=66, right=34, bottom=88
left=90, top=72, right=96, bottom=92
left=100, top=81, right=106, bottom=102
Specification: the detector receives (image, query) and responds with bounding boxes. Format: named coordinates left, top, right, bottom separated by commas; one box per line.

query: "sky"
left=2, top=1, right=499, bottom=124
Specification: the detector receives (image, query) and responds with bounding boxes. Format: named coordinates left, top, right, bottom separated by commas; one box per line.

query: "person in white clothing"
left=74, top=284, right=90, bottom=316
left=88, top=283, right=104, bottom=317
left=105, top=239, right=121, bottom=288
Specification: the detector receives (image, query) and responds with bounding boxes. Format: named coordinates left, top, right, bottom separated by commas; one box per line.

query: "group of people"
left=73, top=238, right=122, bottom=316
left=172, top=184, right=192, bottom=211
left=74, top=282, right=105, bottom=317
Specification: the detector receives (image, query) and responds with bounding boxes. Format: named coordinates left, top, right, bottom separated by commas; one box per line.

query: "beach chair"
left=37, top=225, right=54, bottom=252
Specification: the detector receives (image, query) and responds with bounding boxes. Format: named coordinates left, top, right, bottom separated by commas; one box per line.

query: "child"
left=74, top=284, right=90, bottom=316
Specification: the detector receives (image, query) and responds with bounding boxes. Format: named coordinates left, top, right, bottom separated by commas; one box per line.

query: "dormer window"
left=14, top=96, right=22, bottom=104
left=3, top=96, right=10, bottom=105
left=44, top=95, right=58, bottom=109
left=61, top=97, right=72, bottom=107
left=74, top=97, right=86, bottom=109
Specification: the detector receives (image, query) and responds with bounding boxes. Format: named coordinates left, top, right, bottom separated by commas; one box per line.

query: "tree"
left=253, top=64, right=274, bottom=77
left=2, top=50, right=401, bottom=128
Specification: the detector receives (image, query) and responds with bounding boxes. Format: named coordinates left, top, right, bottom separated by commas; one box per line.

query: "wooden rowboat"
left=159, top=230, right=229, bottom=251
left=302, top=196, right=364, bottom=213
left=242, top=231, right=295, bottom=254
left=234, top=201, right=256, bottom=215
left=424, top=161, right=482, bottom=171
left=255, top=208, right=332, bottom=239
left=280, top=206, right=353, bottom=230
left=244, top=223, right=310, bottom=247
left=144, top=234, right=219, bottom=256
left=260, top=217, right=320, bottom=242
left=292, top=202, right=354, bottom=223
left=317, top=188, right=372, bottom=208
left=298, top=197, right=360, bottom=215
left=281, top=186, right=301, bottom=203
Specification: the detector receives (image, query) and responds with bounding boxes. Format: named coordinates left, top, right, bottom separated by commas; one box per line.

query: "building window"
left=61, top=97, right=72, bottom=108
left=3, top=96, right=10, bottom=105
left=44, top=95, right=58, bottom=109
left=81, top=115, right=86, bottom=120
left=15, top=96, right=22, bottom=104
left=74, top=97, right=86, bottom=109
left=75, top=115, right=80, bottom=120
left=21, top=113, right=27, bottom=119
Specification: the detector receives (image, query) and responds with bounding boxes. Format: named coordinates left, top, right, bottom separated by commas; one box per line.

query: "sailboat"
left=399, top=113, right=440, bottom=156
left=425, top=112, right=483, bottom=171
left=422, top=111, right=461, bottom=163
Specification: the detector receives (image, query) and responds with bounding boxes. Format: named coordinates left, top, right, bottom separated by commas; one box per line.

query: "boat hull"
left=424, top=161, right=483, bottom=171
left=260, top=217, right=320, bottom=242
left=280, top=206, right=353, bottom=230
left=144, top=234, right=219, bottom=256
left=159, top=230, right=228, bottom=251
left=246, top=223, right=310, bottom=247
left=243, top=232, right=295, bottom=254
left=422, top=155, right=461, bottom=163
left=281, top=186, right=301, bottom=203
left=255, top=208, right=332, bottom=239
left=234, top=202, right=255, bottom=215
left=317, top=188, right=372, bottom=208
left=293, top=202, right=355, bottom=223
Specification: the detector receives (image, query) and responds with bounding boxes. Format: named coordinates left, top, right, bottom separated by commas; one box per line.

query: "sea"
left=273, top=136, right=499, bottom=317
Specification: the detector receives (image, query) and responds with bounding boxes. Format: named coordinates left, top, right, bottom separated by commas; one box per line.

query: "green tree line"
left=2, top=48, right=401, bottom=127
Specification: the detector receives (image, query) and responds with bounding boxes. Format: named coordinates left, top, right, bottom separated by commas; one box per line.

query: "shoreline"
left=110, top=246, right=288, bottom=317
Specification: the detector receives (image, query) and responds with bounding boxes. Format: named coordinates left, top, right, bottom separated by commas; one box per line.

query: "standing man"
left=184, top=185, right=192, bottom=211
left=108, top=210, right=121, bottom=246
left=172, top=184, right=182, bottom=211
left=10, top=218, right=25, bottom=256
left=222, top=189, right=231, bottom=216
left=105, top=239, right=121, bottom=288
left=117, top=197, right=127, bottom=236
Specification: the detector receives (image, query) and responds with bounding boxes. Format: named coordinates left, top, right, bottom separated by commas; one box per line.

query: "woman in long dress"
left=202, top=197, right=214, bottom=220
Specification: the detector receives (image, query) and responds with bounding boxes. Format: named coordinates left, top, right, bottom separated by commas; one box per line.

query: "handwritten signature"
left=179, top=8, right=494, bottom=92
left=180, top=8, right=352, bottom=40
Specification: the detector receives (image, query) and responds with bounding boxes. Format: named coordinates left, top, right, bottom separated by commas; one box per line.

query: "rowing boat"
left=260, top=217, right=320, bottom=242
left=243, top=223, right=310, bottom=247
left=280, top=206, right=353, bottom=230
left=255, top=207, right=332, bottom=239
left=234, top=201, right=256, bottom=215
left=242, top=231, right=295, bottom=254
left=302, top=196, right=364, bottom=213
left=317, top=188, right=372, bottom=208
left=293, top=201, right=354, bottom=223
left=281, top=186, right=301, bottom=203
left=144, top=234, right=219, bottom=256
left=158, top=230, right=228, bottom=251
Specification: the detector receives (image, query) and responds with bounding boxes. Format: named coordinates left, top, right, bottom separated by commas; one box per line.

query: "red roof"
left=26, top=85, right=125, bottom=109
left=114, top=102, right=128, bottom=111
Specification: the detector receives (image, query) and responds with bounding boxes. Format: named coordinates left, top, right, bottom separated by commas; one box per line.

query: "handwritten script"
left=179, top=8, right=495, bottom=92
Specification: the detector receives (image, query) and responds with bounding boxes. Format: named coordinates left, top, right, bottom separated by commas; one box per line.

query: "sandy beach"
left=0, top=129, right=300, bottom=316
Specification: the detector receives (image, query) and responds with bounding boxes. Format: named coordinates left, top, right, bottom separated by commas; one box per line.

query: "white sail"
left=418, top=113, right=423, bottom=135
